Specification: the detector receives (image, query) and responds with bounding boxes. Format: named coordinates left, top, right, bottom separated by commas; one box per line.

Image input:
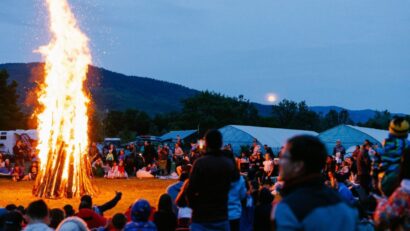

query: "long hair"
left=158, top=193, right=173, bottom=213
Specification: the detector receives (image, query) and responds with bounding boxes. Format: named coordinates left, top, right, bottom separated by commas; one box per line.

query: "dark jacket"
left=94, top=193, right=122, bottom=215
left=272, top=174, right=358, bottom=231
left=184, top=150, right=234, bottom=222
left=357, top=150, right=371, bottom=176
left=153, top=211, right=177, bottom=231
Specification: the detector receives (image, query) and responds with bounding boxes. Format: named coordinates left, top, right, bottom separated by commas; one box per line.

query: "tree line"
left=0, top=69, right=408, bottom=142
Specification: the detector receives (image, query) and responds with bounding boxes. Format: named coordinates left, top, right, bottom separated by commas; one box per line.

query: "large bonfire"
left=33, top=0, right=96, bottom=198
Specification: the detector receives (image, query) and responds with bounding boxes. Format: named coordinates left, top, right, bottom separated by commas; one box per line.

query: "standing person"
left=143, top=141, right=156, bottom=165
left=357, top=145, right=372, bottom=193
left=158, top=145, right=168, bottom=176
left=254, top=188, right=274, bottom=231
left=333, top=139, right=346, bottom=160
left=271, top=135, right=358, bottom=231
left=153, top=194, right=177, bottom=231
left=262, top=153, right=274, bottom=185
left=174, top=143, right=184, bottom=167
left=263, top=144, right=274, bottom=157
left=13, top=140, right=25, bottom=171
left=88, top=142, right=101, bottom=163
left=180, top=129, right=234, bottom=231
left=24, top=200, right=53, bottom=231
left=378, top=117, right=409, bottom=196
left=374, top=148, right=410, bottom=230
left=225, top=151, right=247, bottom=231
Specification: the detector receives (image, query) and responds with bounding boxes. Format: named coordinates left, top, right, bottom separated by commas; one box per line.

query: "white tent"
left=318, top=125, right=388, bottom=154
left=219, top=125, right=318, bottom=154
left=160, top=130, right=197, bottom=142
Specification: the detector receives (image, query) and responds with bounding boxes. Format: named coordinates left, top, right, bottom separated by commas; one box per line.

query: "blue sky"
left=1, top=0, right=409, bottom=113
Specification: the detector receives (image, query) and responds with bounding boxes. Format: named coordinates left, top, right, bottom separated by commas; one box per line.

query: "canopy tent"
left=160, top=130, right=198, bottom=142
left=219, top=125, right=318, bottom=155
left=318, top=125, right=388, bottom=155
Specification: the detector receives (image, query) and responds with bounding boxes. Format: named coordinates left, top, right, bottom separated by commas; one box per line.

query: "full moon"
left=266, top=93, right=277, bottom=103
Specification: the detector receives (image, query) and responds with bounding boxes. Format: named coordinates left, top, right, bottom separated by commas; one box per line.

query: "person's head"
left=265, top=153, right=271, bottom=160
left=119, top=149, right=125, bottom=155
left=92, top=142, right=96, bottom=147
left=5, top=159, right=10, bottom=166
left=157, top=194, right=173, bottom=213
left=111, top=213, right=127, bottom=230
left=389, top=117, right=409, bottom=138
left=26, top=200, right=49, bottom=224
left=63, top=204, right=75, bottom=217
left=205, top=129, right=222, bottom=151
left=78, top=201, right=92, bottom=210
left=336, top=140, right=341, bottom=146
left=55, top=217, right=88, bottom=231
left=2, top=211, right=23, bottom=231
left=49, top=208, right=65, bottom=229
left=130, top=199, right=151, bottom=222
left=400, top=148, right=410, bottom=181
left=6, top=204, right=17, bottom=211
left=279, top=135, right=327, bottom=182
left=80, top=195, right=92, bottom=207
left=355, top=145, right=360, bottom=150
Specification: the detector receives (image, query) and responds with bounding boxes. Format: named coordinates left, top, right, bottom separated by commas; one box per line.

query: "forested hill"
left=0, top=63, right=199, bottom=115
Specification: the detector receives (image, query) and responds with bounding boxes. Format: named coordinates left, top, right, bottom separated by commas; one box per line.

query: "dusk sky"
left=1, top=0, right=409, bottom=113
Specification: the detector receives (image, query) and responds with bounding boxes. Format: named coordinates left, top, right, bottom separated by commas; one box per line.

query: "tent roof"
left=220, top=125, right=318, bottom=149
left=345, top=125, right=387, bottom=143
left=160, top=130, right=197, bottom=141
left=318, top=125, right=388, bottom=153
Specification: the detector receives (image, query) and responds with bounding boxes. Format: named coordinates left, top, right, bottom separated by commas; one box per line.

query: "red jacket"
left=76, top=208, right=107, bottom=229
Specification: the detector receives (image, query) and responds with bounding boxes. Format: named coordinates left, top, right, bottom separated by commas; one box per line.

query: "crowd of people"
left=0, top=117, right=409, bottom=230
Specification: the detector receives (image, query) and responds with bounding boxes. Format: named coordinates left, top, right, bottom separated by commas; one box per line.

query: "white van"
left=0, top=130, right=38, bottom=155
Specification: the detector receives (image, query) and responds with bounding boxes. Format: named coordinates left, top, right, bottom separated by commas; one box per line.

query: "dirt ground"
left=0, top=178, right=176, bottom=217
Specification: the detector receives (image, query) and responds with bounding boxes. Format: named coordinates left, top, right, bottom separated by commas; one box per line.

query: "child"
left=378, top=117, right=410, bottom=196
left=116, top=160, right=128, bottom=179
left=262, top=154, right=274, bottom=185
left=11, top=165, right=24, bottom=182
left=23, top=162, right=38, bottom=181
left=106, top=162, right=118, bottom=179
left=106, top=150, right=115, bottom=167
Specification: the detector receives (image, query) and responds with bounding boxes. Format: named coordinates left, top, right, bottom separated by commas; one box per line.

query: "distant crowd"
left=0, top=117, right=410, bottom=230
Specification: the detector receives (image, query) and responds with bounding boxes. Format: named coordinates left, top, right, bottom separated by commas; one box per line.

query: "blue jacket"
left=124, top=221, right=157, bottom=231
left=272, top=175, right=358, bottom=231
left=228, top=176, right=247, bottom=220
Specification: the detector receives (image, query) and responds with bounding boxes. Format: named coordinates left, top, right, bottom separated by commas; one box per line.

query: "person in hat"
left=374, top=147, right=410, bottom=230
left=378, top=117, right=410, bottom=196
left=124, top=199, right=157, bottom=231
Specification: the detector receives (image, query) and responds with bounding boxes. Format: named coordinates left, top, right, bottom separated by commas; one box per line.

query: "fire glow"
left=33, top=0, right=96, bottom=198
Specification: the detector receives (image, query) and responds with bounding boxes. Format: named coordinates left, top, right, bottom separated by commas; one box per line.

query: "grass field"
left=0, top=178, right=176, bottom=217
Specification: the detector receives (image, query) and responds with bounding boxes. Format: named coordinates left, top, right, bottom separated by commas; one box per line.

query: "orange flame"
left=33, top=0, right=95, bottom=198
